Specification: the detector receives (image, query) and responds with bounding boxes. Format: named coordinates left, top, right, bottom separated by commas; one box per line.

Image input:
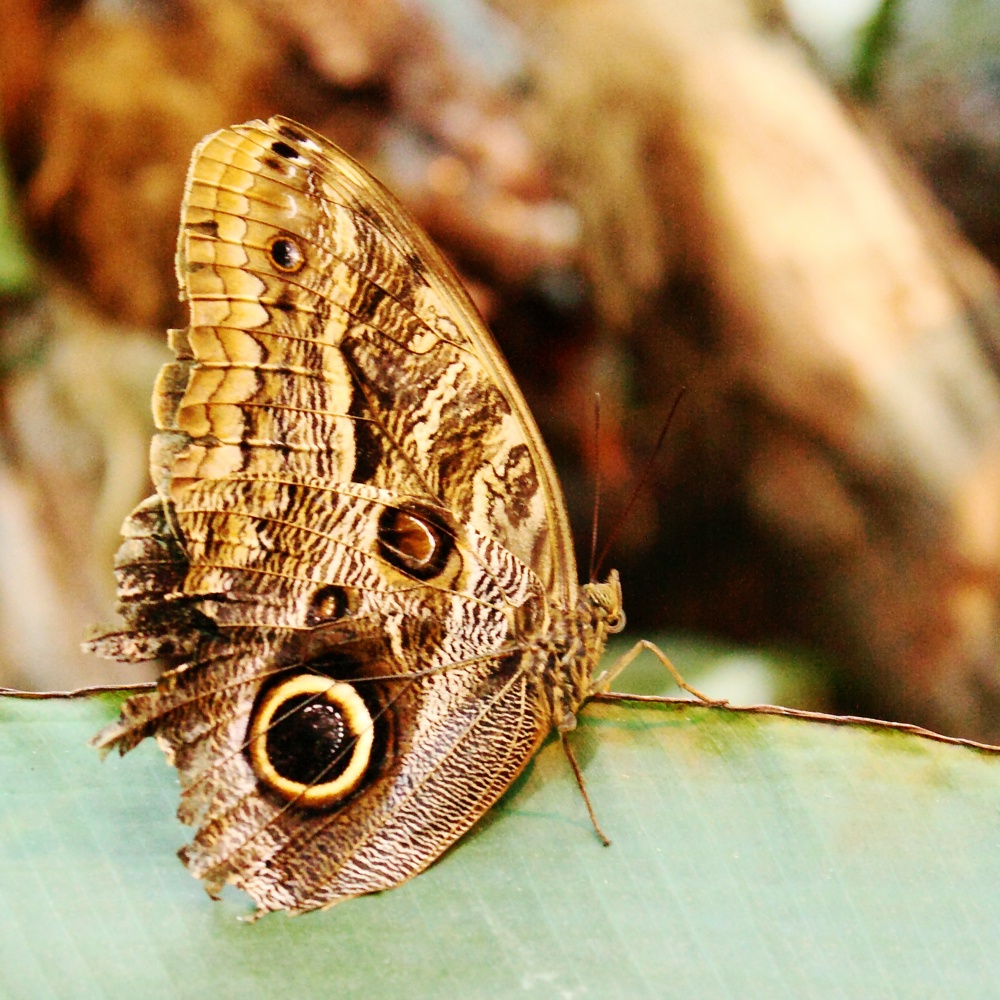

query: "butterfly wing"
left=169, top=117, right=576, bottom=597
left=90, top=118, right=583, bottom=912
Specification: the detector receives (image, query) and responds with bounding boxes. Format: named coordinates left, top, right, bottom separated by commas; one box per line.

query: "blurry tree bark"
left=4, top=0, right=1000, bottom=739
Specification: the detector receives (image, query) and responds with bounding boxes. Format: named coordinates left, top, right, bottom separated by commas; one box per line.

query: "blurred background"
left=2, top=0, right=1000, bottom=740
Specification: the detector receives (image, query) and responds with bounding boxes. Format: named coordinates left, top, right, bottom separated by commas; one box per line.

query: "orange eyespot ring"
left=248, top=675, right=374, bottom=808
left=267, top=235, right=306, bottom=274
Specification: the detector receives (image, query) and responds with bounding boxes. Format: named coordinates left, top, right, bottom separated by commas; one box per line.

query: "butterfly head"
left=583, top=569, right=625, bottom=637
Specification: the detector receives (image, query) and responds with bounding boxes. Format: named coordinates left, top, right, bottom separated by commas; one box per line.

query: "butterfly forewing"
left=175, top=118, right=575, bottom=596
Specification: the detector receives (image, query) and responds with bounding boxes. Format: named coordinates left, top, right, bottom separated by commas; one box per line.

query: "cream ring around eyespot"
left=248, top=675, right=375, bottom=808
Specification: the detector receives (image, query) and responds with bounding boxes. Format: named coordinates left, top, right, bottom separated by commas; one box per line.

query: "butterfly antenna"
left=592, top=385, right=688, bottom=579
left=587, top=393, right=603, bottom=583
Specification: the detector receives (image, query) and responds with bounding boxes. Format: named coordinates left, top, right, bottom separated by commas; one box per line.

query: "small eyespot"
left=248, top=675, right=374, bottom=808
left=268, top=235, right=305, bottom=273
left=307, top=585, right=348, bottom=626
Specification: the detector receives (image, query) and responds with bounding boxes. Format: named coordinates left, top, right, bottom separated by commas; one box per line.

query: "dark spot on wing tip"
left=277, top=124, right=309, bottom=144
left=406, top=251, right=427, bottom=283
left=270, top=140, right=300, bottom=161
left=355, top=203, right=385, bottom=231
left=262, top=155, right=284, bottom=172
left=188, top=219, right=220, bottom=238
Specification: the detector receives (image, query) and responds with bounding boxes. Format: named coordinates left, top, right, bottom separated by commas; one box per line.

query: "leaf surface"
left=2, top=653, right=998, bottom=1000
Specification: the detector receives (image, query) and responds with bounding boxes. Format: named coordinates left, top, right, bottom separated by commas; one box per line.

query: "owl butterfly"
left=89, top=117, right=646, bottom=915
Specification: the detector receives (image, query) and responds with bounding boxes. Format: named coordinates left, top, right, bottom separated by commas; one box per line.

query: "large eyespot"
left=248, top=675, right=374, bottom=808
left=377, top=505, right=453, bottom=579
left=267, top=235, right=305, bottom=273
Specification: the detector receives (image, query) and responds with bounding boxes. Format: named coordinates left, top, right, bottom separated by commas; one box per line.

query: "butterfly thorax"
left=531, top=570, right=625, bottom=733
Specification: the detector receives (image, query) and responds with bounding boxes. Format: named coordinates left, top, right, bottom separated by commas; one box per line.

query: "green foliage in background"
left=0, top=144, right=35, bottom=299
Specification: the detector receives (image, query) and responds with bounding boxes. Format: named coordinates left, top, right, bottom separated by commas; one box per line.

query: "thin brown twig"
left=591, top=691, right=1000, bottom=754
left=0, top=682, right=156, bottom=700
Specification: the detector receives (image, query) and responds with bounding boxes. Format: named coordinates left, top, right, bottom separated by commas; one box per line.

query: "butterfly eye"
left=267, top=235, right=306, bottom=273
left=248, top=676, right=374, bottom=808
left=604, top=610, right=626, bottom=634
left=377, top=506, right=453, bottom=580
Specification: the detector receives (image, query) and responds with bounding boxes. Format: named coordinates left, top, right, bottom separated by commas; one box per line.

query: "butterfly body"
left=89, top=118, right=623, bottom=913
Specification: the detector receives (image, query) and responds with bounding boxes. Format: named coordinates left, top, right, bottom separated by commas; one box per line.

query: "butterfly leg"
left=591, top=639, right=726, bottom=706
left=558, top=732, right=612, bottom=847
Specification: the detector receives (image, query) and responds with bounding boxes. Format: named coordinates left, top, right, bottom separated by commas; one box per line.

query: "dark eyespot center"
left=248, top=676, right=377, bottom=807
left=268, top=236, right=305, bottom=273
left=265, top=693, right=350, bottom=786
left=377, top=506, right=453, bottom=579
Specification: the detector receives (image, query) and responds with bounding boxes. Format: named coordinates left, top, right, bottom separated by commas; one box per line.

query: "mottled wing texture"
left=166, top=116, right=575, bottom=599
left=89, top=118, right=581, bottom=913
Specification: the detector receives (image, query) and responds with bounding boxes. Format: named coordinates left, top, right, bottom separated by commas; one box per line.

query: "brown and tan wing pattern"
left=88, top=118, right=587, bottom=912
left=99, top=508, right=551, bottom=912
left=163, top=117, right=576, bottom=601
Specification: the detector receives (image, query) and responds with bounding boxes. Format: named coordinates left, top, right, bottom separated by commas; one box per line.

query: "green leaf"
left=2, top=657, right=999, bottom=999
left=0, top=144, right=35, bottom=299
left=850, top=0, right=902, bottom=101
